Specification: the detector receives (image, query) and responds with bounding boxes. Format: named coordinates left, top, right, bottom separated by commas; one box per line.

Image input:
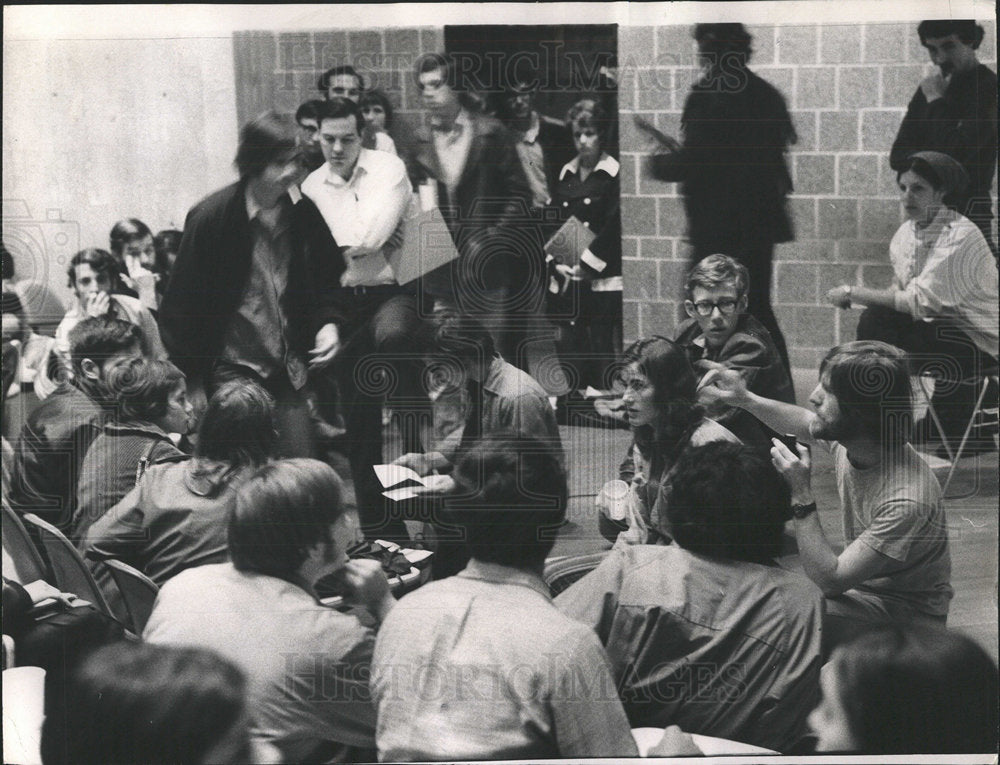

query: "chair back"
left=2, top=503, right=48, bottom=584
left=102, top=559, right=159, bottom=634
left=19, top=513, right=113, bottom=616
left=543, top=552, right=608, bottom=597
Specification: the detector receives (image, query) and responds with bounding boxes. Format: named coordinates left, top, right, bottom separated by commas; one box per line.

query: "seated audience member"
left=144, top=458, right=390, bottom=763
left=810, top=624, right=998, bottom=754
left=295, top=98, right=327, bottom=171
left=372, top=434, right=641, bottom=761
left=675, top=254, right=795, bottom=449
left=73, top=357, right=193, bottom=539
left=2, top=289, right=56, bottom=402
left=54, top=248, right=166, bottom=362
left=827, top=151, right=998, bottom=451
left=83, top=381, right=277, bottom=610
left=7, top=317, right=143, bottom=528
left=601, top=336, right=739, bottom=545
left=2, top=241, right=67, bottom=335
left=109, top=218, right=159, bottom=311
left=152, top=228, right=182, bottom=301
left=702, top=341, right=953, bottom=653
left=358, top=88, right=398, bottom=155
left=559, top=442, right=823, bottom=752
left=41, top=642, right=258, bottom=765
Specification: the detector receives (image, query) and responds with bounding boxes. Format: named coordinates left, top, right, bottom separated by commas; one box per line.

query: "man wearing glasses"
left=675, top=254, right=795, bottom=449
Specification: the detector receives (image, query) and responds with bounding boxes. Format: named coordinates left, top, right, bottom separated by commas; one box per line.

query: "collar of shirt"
left=481, top=355, right=507, bottom=396
left=244, top=186, right=299, bottom=229
left=321, top=150, right=374, bottom=189
left=521, top=111, right=541, bottom=144
left=559, top=152, right=619, bottom=181
left=913, top=206, right=956, bottom=245
left=431, top=108, right=472, bottom=137
left=457, top=558, right=551, bottom=600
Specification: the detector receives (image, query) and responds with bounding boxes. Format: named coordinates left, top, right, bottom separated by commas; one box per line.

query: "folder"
left=387, top=202, right=460, bottom=286
left=544, top=215, right=596, bottom=267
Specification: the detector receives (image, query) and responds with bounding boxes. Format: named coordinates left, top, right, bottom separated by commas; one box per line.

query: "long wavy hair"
left=623, top=336, right=704, bottom=481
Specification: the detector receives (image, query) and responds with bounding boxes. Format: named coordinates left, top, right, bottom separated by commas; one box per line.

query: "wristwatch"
left=791, top=501, right=818, bottom=520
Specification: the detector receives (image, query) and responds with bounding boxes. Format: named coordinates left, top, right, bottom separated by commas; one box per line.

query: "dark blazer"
left=535, top=114, right=577, bottom=199
left=159, top=180, right=343, bottom=381
left=406, top=112, right=534, bottom=297
left=549, top=154, right=621, bottom=279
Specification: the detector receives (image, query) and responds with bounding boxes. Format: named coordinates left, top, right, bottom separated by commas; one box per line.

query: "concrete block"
left=622, top=236, right=639, bottom=261
left=861, top=263, right=895, bottom=288
left=625, top=258, right=660, bottom=300
left=795, top=153, right=836, bottom=195
left=862, top=23, right=908, bottom=63
left=662, top=259, right=690, bottom=301
left=776, top=25, right=819, bottom=65
left=777, top=262, right=819, bottom=303
left=656, top=25, right=694, bottom=63
left=837, top=308, right=862, bottom=344
left=622, top=197, right=658, bottom=237
left=760, top=67, right=794, bottom=107
left=638, top=237, right=676, bottom=262
left=821, top=24, right=862, bottom=64
left=790, top=110, right=817, bottom=151
left=796, top=67, right=836, bottom=109
left=817, top=198, right=859, bottom=240
left=837, top=153, right=881, bottom=197
left=623, top=300, right=641, bottom=344
left=789, top=346, right=824, bottom=371
left=775, top=238, right=834, bottom=263
left=636, top=68, right=674, bottom=111
left=672, top=67, right=699, bottom=110
left=348, top=30, right=383, bottom=58
left=657, top=197, right=686, bottom=237
left=979, top=20, right=996, bottom=62
left=819, top=263, right=859, bottom=292
left=791, top=305, right=837, bottom=347
left=860, top=109, right=905, bottom=152
left=619, top=154, right=639, bottom=197
left=905, top=24, right=927, bottom=64
left=749, top=25, right=776, bottom=65
left=836, top=240, right=886, bottom=264
left=638, top=153, right=678, bottom=196
left=880, top=65, right=922, bottom=108
left=858, top=198, right=902, bottom=240
left=385, top=29, right=421, bottom=59
left=620, top=26, right=655, bottom=61
left=314, top=31, right=349, bottom=70
left=819, top=110, right=859, bottom=151
left=621, top=110, right=655, bottom=154
left=641, top=300, right=677, bottom=338
left=838, top=66, right=880, bottom=111
left=419, top=28, right=444, bottom=55
left=277, top=32, right=313, bottom=70
left=788, top=197, right=817, bottom=238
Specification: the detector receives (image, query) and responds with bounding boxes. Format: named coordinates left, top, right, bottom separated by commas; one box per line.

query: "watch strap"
left=791, top=501, right=818, bottom=520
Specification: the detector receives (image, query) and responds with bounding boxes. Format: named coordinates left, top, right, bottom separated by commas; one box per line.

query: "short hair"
left=316, top=96, right=365, bottom=136
left=831, top=623, right=998, bottom=754
left=917, top=20, right=985, bottom=49
left=196, top=381, right=277, bottom=467
left=431, top=312, right=495, bottom=366
left=415, top=52, right=458, bottom=89
left=819, top=341, right=914, bottom=446
left=152, top=229, right=182, bottom=274
left=109, top=218, right=152, bottom=259
left=317, top=64, right=365, bottom=94
left=233, top=111, right=299, bottom=180
left=664, top=442, right=790, bottom=563
left=566, top=98, right=612, bottom=146
left=1, top=243, right=14, bottom=281
left=359, top=88, right=395, bottom=129
left=67, top=316, right=142, bottom=379
left=685, top=253, right=750, bottom=301
left=229, top=458, right=345, bottom=578
left=448, top=433, right=568, bottom=567
left=693, top=23, right=753, bottom=61
left=104, top=356, right=184, bottom=424
left=295, top=98, right=325, bottom=125
left=40, top=642, right=248, bottom=765
left=896, top=153, right=969, bottom=207
left=66, top=248, right=120, bottom=288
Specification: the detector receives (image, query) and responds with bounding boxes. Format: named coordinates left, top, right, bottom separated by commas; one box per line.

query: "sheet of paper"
left=383, top=487, right=420, bottom=502
left=373, top=464, right=425, bottom=489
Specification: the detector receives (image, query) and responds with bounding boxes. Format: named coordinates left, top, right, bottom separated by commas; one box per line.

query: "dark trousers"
left=857, top=305, right=995, bottom=445
left=332, top=291, right=427, bottom=542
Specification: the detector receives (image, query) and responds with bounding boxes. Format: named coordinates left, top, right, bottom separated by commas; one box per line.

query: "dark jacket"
left=549, top=154, right=622, bottom=279
left=158, top=181, right=343, bottom=381
left=652, top=68, right=796, bottom=252
left=535, top=115, right=577, bottom=200
left=675, top=313, right=796, bottom=449
left=406, top=112, right=534, bottom=297
left=8, top=384, right=105, bottom=529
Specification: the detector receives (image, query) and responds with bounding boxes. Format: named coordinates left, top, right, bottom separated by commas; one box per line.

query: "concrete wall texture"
left=618, top=21, right=997, bottom=369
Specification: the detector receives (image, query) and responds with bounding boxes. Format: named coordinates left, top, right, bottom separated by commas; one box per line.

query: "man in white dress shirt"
left=301, top=97, right=425, bottom=542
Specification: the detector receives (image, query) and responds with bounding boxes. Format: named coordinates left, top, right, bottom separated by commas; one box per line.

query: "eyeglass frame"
left=686, top=298, right=742, bottom=317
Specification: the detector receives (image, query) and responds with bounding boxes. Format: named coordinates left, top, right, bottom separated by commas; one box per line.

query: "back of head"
left=833, top=623, right=999, bottom=754
left=109, top=218, right=152, bottom=259
left=685, top=253, right=750, bottom=301
left=152, top=229, right=182, bottom=271
left=229, top=458, right=344, bottom=578
left=693, top=22, right=753, bottom=61
left=67, top=315, right=142, bottom=381
left=104, top=356, right=184, bottom=424
left=431, top=311, right=495, bottom=367
left=819, top=340, right=913, bottom=446
left=917, top=19, right=985, bottom=48
left=41, top=642, right=248, bottom=765
left=234, top=111, right=299, bottom=180
left=449, top=433, right=568, bottom=568
left=665, top=441, right=789, bottom=563
left=196, top=380, right=277, bottom=467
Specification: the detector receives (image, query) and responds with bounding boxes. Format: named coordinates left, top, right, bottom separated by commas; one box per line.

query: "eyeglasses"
left=691, top=298, right=739, bottom=317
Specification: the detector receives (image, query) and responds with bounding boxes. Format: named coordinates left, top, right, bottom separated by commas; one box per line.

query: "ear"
left=738, top=294, right=749, bottom=313
left=683, top=300, right=696, bottom=318
left=79, top=358, right=101, bottom=381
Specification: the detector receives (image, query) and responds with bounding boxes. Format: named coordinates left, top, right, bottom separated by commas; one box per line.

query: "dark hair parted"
left=317, top=64, right=365, bottom=94
left=40, top=642, right=248, bottom=765
left=359, top=88, right=395, bottom=129
left=832, top=623, right=998, bottom=754
left=685, top=253, right=750, bottom=301
left=67, top=315, right=142, bottom=378
left=415, top=52, right=457, bottom=88
left=315, top=96, right=365, bottom=136
left=664, top=441, right=790, bottom=563
left=819, top=341, right=913, bottom=446
left=234, top=111, right=300, bottom=180
left=229, top=458, right=345, bottom=578
left=109, top=218, right=152, bottom=258
left=917, top=19, right=985, bottom=49
left=447, top=433, right=568, bottom=568
left=196, top=381, right=276, bottom=467
left=66, top=248, right=120, bottom=288
left=104, top=356, right=184, bottom=424
left=295, top=98, right=325, bottom=125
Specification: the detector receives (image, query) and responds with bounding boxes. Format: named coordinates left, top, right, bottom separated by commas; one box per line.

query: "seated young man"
left=558, top=442, right=823, bottom=753
left=675, top=254, right=795, bottom=449
left=371, top=434, right=640, bottom=761
left=144, top=458, right=391, bottom=763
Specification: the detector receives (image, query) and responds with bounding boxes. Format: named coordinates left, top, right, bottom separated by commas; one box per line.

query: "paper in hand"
left=544, top=215, right=596, bottom=267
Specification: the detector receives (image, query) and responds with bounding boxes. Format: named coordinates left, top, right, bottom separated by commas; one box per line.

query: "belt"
left=338, top=284, right=408, bottom=296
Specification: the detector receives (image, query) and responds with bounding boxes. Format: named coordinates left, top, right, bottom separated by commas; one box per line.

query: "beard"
left=810, top=412, right=858, bottom=442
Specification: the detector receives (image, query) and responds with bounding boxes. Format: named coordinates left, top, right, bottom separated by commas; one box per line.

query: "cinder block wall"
left=618, top=21, right=997, bottom=369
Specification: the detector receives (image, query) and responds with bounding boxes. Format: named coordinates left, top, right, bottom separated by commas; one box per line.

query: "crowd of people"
left=2, top=19, right=998, bottom=763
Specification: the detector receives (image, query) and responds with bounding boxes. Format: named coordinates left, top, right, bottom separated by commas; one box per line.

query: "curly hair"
left=104, top=356, right=184, bottom=424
